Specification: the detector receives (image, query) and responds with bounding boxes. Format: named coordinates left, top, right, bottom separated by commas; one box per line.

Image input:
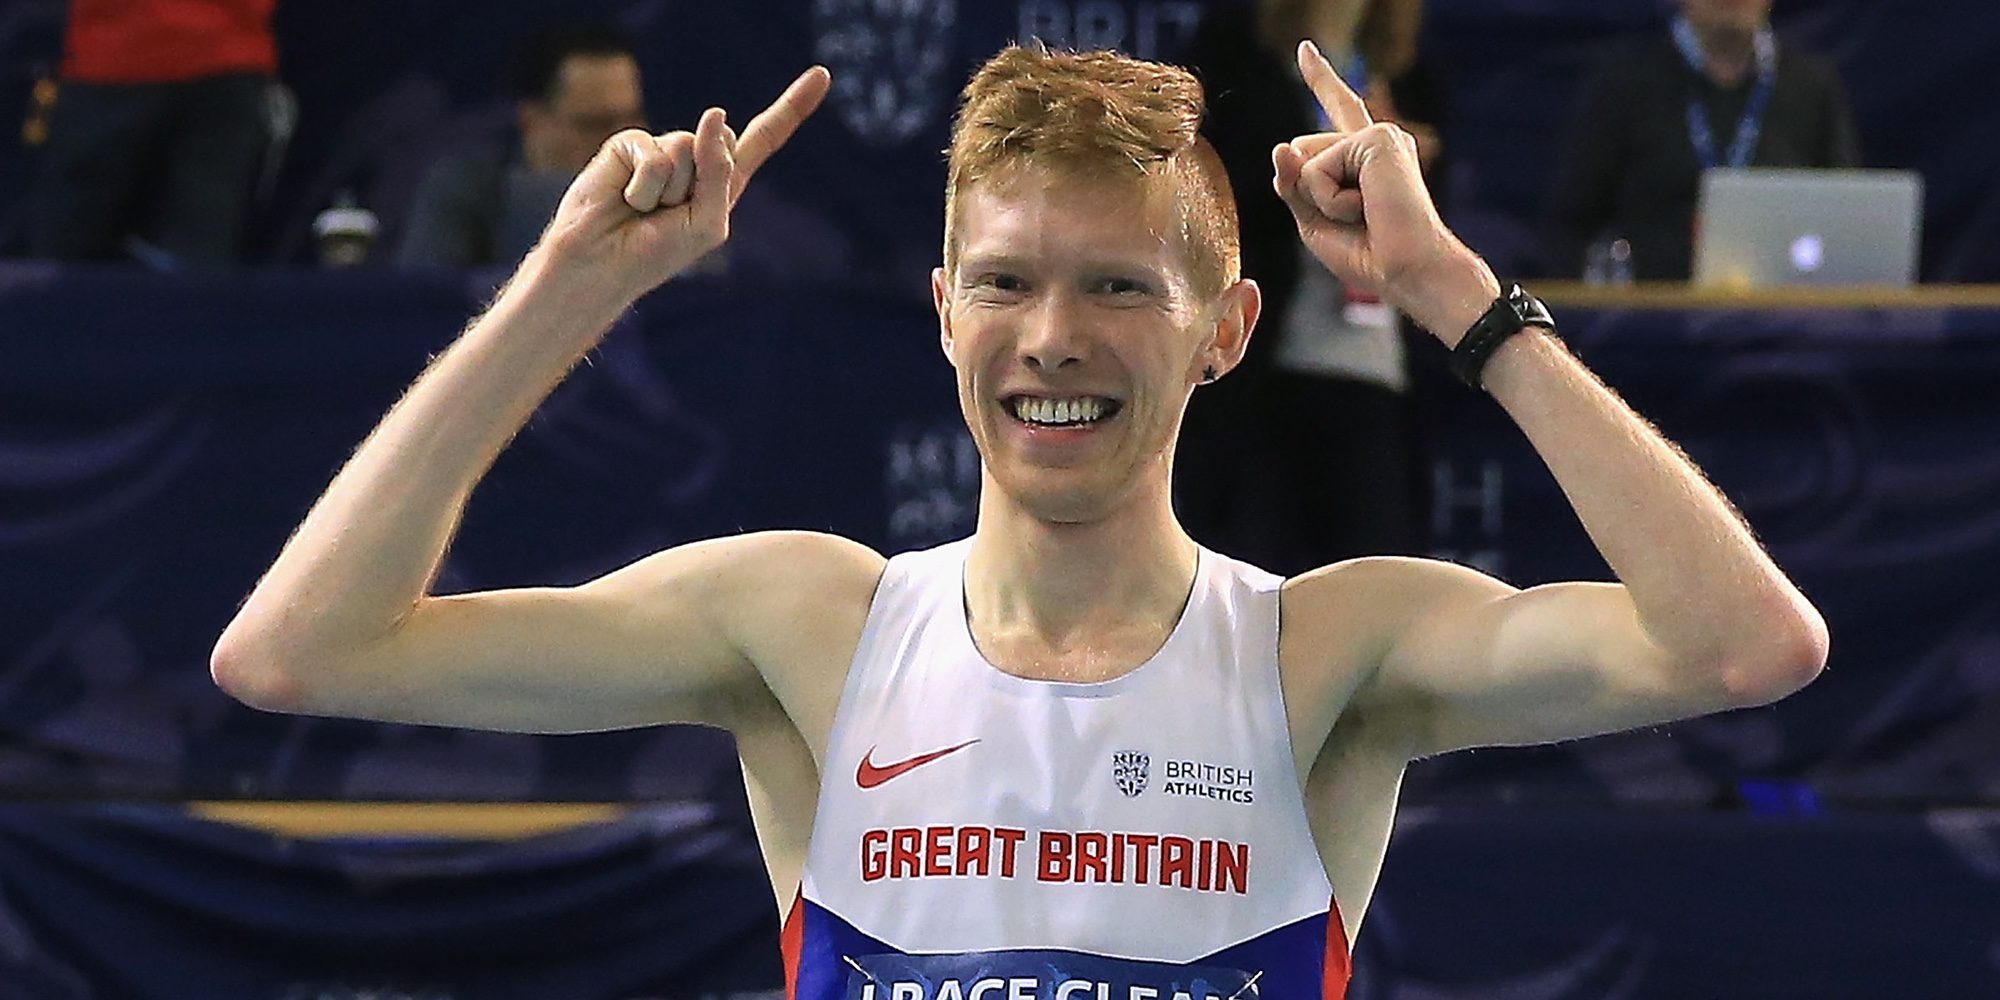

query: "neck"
left=1691, top=20, right=1760, bottom=86
left=964, top=470, right=1197, bottom=650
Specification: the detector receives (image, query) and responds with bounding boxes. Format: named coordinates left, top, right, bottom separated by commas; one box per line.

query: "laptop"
left=1693, top=168, right=1924, bottom=288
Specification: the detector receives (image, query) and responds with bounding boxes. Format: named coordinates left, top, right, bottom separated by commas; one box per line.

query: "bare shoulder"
left=720, top=530, right=887, bottom=654
left=1282, top=555, right=1509, bottom=647
left=597, top=529, right=886, bottom=670
left=1275, top=557, right=1511, bottom=760
left=1280, top=555, right=1504, bottom=665
left=594, top=530, right=886, bottom=748
left=596, top=529, right=882, bottom=605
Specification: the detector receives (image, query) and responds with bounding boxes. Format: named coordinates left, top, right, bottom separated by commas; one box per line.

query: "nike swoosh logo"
left=855, top=739, right=981, bottom=789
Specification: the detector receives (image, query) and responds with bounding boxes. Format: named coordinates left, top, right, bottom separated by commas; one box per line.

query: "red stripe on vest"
left=1323, top=895, right=1352, bottom=1000
left=780, top=891, right=806, bottom=999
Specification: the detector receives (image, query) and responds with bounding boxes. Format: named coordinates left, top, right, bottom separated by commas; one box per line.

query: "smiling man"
left=214, top=43, right=1827, bottom=999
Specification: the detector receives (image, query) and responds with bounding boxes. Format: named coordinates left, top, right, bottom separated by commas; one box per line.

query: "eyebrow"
left=956, top=253, right=1032, bottom=276
left=957, top=253, right=1170, bottom=285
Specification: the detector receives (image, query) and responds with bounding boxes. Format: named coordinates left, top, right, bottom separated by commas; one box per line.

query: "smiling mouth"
left=1003, top=395, right=1124, bottom=428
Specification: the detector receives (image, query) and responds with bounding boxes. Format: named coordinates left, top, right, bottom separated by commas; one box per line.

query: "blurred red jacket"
left=61, top=0, right=277, bottom=83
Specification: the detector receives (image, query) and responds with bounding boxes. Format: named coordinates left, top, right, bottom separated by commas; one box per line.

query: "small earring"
left=1201, top=365, right=1220, bottom=384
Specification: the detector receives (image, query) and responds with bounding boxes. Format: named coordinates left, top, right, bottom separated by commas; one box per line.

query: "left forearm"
left=1477, top=327, right=1825, bottom=676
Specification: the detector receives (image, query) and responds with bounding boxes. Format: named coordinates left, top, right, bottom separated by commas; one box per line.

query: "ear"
left=1194, top=278, right=1261, bottom=384
left=932, top=266, right=956, bottom=364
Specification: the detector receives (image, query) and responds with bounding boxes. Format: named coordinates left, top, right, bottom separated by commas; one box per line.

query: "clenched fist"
left=539, top=67, right=831, bottom=305
left=1271, top=42, right=1498, bottom=344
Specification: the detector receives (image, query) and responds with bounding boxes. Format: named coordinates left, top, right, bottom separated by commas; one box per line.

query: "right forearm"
left=224, top=249, right=632, bottom=658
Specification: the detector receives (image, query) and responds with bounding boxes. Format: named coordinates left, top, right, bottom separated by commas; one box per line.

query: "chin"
left=994, top=469, right=1126, bottom=525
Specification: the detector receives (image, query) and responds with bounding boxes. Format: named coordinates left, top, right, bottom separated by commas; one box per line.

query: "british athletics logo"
left=1111, top=750, right=1149, bottom=797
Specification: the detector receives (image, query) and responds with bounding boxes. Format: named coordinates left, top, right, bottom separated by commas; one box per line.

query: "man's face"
left=521, top=53, right=646, bottom=175
left=933, top=166, right=1253, bottom=524
left=1679, top=0, right=1772, bottom=35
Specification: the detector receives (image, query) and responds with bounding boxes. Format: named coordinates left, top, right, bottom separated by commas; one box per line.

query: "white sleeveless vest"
left=782, top=539, right=1349, bottom=1000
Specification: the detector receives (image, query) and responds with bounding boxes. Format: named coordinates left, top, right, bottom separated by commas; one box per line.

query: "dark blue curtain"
left=0, top=803, right=1993, bottom=997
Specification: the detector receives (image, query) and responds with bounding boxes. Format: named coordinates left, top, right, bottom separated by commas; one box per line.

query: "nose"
left=1019, top=292, right=1086, bottom=371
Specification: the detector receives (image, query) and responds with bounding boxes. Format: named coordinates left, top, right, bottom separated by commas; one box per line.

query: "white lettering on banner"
left=886, top=424, right=980, bottom=548
left=857, top=981, right=1229, bottom=1000
left=813, top=0, right=958, bottom=146
left=1430, top=459, right=1505, bottom=538
left=1015, top=2, right=1203, bottom=60
left=1429, top=458, right=1508, bottom=576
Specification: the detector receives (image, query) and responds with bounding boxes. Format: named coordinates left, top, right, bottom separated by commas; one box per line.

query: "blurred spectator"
left=1177, top=0, right=1432, bottom=576
left=396, top=22, right=645, bottom=269
left=29, top=0, right=283, bottom=266
left=1545, top=0, right=1859, bottom=281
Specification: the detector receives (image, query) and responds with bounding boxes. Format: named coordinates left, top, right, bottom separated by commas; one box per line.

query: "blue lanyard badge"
left=1671, top=15, right=1777, bottom=169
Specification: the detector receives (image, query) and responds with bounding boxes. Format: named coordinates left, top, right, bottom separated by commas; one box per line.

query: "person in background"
left=1545, top=0, right=1858, bottom=282
left=29, top=0, right=281, bottom=265
left=396, top=22, right=646, bottom=269
left=1178, top=0, right=1435, bottom=576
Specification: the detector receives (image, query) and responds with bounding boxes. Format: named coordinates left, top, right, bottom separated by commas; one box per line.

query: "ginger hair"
left=943, top=44, right=1241, bottom=300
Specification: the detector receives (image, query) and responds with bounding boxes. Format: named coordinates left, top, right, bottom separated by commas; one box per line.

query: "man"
left=396, top=22, right=648, bottom=268
left=1546, top=0, right=1858, bottom=280
left=215, top=43, right=1826, bottom=996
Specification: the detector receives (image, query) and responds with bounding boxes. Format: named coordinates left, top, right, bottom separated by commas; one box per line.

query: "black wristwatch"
left=1448, top=284, right=1556, bottom=389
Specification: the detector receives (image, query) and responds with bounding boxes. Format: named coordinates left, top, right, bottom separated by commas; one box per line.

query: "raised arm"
left=210, top=69, right=878, bottom=737
left=1272, top=42, right=1826, bottom=757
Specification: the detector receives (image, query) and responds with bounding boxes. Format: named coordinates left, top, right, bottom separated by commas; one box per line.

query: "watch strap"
left=1449, top=284, right=1555, bottom=389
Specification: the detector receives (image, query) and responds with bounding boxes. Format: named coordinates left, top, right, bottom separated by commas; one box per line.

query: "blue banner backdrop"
left=0, top=802, right=781, bottom=999
left=0, top=803, right=1994, bottom=997
left=1410, top=301, right=2000, bottom=808
left=2, top=267, right=1998, bottom=806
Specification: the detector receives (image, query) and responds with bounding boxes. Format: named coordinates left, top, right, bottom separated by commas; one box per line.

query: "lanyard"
left=1671, top=16, right=1778, bottom=169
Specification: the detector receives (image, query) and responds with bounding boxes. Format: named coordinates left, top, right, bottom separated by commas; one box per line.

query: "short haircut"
left=944, top=44, right=1242, bottom=300
left=507, top=22, right=636, bottom=104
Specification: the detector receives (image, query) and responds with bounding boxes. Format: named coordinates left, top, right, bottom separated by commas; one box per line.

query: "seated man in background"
left=396, top=22, right=646, bottom=269
left=1545, top=0, right=1858, bottom=281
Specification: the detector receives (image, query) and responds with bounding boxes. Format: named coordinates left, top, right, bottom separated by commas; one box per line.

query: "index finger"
left=1297, top=40, right=1372, bottom=133
left=731, top=66, right=833, bottom=201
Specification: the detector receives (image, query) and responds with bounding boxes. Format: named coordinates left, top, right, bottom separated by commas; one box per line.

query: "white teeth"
left=1012, top=396, right=1111, bottom=426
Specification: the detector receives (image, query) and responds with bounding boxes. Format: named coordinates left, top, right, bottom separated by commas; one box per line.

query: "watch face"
left=1509, top=286, right=1555, bottom=328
